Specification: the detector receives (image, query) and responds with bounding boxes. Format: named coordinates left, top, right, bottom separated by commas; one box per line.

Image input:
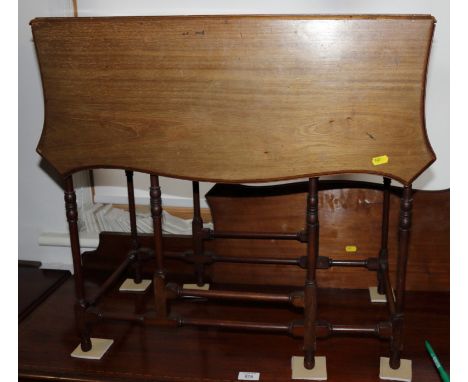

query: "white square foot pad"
left=379, top=357, right=412, bottom=381
left=119, top=278, right=151, bottom=292
left=71, top=338, right=114, bottom=360
left=183, top=283, right=210, bottom=290
left=369, top=286, right=394, bottom=303
left=291, top=356, right=327, bottom=380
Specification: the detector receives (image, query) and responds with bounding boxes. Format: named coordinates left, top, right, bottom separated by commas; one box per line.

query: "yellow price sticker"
left=372, top=155, right=389, bottom=166
left=345, top=245, right=357, bottom=253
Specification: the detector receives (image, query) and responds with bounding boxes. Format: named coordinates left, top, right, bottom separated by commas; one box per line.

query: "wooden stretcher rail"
left=207, top=230, right=305, bottom=241
left=175, top=251, right=380, bottom=270
left=212, top=254, right=302, bottom=267
left=167, top=283, right=304, bottom=307
left=87, top=308, right=179, bottom=327
left=384, top=268, right=397, bottom=316
left=177, top=319, right=392, bottom=339
left=326, top=258, right=380, bottom=270
left=88, top=255, right=134, bottom=306
left=87, top=306, right=393, bottom=340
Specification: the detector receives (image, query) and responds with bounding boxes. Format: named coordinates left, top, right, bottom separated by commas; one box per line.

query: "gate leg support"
left=150, top=175, right=167, bottom=318
left=126, top=170, right=142, bottom=284
left=390, top=185, right=412, bottom=369
left=295, top=178, right=326, bottom=380
left=381, top=185, right=413, bottom=381
left=119, top=171, right=152, bottom=293
left=377, top=177, right=391, bottom=295
left=192, top=181, right=208, bottom=287
left=303, top=178, right=321, bottom=370
left=64, top=176, right=92, bottom=352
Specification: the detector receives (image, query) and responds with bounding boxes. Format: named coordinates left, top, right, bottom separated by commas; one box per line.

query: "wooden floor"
left=19, top=276, right=449, bottom=382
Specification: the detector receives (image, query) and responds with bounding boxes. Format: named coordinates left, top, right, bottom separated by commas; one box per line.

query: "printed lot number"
left=238, top=371, right=260, bottom=380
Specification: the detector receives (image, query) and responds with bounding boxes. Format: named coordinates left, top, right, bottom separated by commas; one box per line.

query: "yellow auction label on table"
left=372, top=155, right=389, bottom=166
left=345, top=245, right=357, bottom=253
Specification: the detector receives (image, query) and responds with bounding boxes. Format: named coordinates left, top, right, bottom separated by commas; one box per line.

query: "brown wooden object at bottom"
left=19, top=278, right=449, bottom=382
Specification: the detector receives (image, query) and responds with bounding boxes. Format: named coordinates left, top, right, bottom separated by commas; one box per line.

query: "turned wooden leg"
left=64, top=176, right=92, bottom=352
left=390, top=185, right=413, bottom=369
left=192, top=181, right=206, bottom=286
left=125, top=170, right=142, bottom=283
left=150, top=175, right=167, bottom=317
left=303, top=177, right=319, bottom=369
left=377, top=177, right=391, bottom=294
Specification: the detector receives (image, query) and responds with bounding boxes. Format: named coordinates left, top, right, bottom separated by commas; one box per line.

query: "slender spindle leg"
left=192, top=181, right=206, bottom=286
left=150, top=175, right=167, bottom=317
left=378, top=177, right=391, bottom=294
left=390, top=185, right=413, bottom=369
left=125, top=170, right=142, bottom=283
left=303, top=177, right=319, bottom=369
left=64, top=176, right=92, bottom=351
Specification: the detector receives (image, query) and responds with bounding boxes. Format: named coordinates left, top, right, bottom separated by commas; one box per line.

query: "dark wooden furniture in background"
left=82, top=183, right=450, bottom=292
left=30, top=15, right=437, bottom=374
left=18, top=261, right=70, bottom=322
left=205, top=182, right=449, bottom=291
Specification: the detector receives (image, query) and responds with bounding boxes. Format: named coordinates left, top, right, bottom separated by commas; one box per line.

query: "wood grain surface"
left=31, top=15, right=435, bottom=184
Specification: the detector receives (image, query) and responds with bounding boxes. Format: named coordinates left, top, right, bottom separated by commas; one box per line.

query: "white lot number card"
left=238, top=371, right=260, bottom=380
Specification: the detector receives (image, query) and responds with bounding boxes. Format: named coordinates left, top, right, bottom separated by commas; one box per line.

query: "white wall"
left=19, top=0, right=449, bottom=268
left=19, top=0, right=89, bottom=268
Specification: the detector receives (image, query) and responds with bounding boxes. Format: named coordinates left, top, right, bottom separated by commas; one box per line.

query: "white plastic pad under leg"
left=291, top=356, right=327, bottom=380
left=369, top=286, right=394, bottom=303
left=71, top=338, right=114, bottom=360
left=119, top=278, right=151, bottom=292
left=379, top=357, right=412, bottom=381
left=182, top=283, right=210, bottom=290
